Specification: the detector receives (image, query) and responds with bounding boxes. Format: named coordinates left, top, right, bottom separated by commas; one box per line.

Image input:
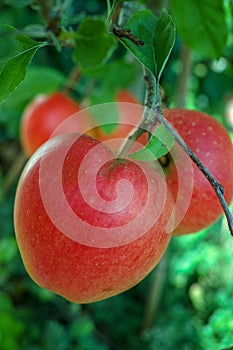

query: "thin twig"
left=118, top=67, right=233, bottom=236
left=36, top=0, right=61, bottom=36
left=62, top=66, right=82, bottom=95
left=176, top=44, right=192, bottom=108
left=140, top=253, right=168, bottom=332
left=155, top=111, right=233, bottom=236
left=111, top=1, right=144, bottom=46
left=112, top=27, right=144, bottom=46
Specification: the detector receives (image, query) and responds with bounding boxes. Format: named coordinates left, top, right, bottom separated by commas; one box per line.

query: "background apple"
left=20, top=92, right=93, bottom=156
left=92, top=90, right=147, bottom=151
left=163, top=108, right=233, bottom=235
left=14, top=133, right=174, bottom=303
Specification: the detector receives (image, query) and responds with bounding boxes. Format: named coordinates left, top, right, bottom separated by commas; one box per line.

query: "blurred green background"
left=1, top=1, right=233, bottom=349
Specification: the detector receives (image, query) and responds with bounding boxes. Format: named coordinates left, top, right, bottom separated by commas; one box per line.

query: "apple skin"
left=14, top=133, right=173, bottom=303
left=163, top=108, right=233, bottom=235
left=20, top=92, right=93, bottom=156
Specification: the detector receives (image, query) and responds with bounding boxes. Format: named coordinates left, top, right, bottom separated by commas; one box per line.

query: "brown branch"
left=36, top=0, right=62, bottom=36
left=62, top=66, right=82, bottom=95
left=112, top=27, right=144, bottom=46
left=111, top=1, right=144, bottom=46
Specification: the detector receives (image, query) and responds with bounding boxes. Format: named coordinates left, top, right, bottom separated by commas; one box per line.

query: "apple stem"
left=117, top=69, right=159, bottom=158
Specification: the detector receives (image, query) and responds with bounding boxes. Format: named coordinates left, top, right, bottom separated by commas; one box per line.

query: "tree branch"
left=62, top=65, right=82, bottom=95
left=36, top=0, right=62, bottom=36
left=154, top=109, right=233, bottom=237
left=118, top=67, right=233, bottom=236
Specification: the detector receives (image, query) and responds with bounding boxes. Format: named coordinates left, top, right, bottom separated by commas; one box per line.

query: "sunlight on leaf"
left=128, top=124, right=175, bottom=161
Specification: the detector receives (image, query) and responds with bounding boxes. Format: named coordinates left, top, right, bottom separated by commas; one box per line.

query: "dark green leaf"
left=118, top=10, right=157, bottom=73
left=113, top=0, right=134, bottom=4
left=89, top=89, right=120, bottom=134
left=118, top=10, right=175, bottom=80
left=2, top=0, right=33, bottom=8
left=171, top=0, right=228, bottom=58
left=73, top=17, right=117, bottom=70
left=0, top=66, right=65, bottom=138
left=128, top=124, right=174, bottom=161
left=86, top=58, right=139, bottom=89
left=0, top=25, right=45, bottom=103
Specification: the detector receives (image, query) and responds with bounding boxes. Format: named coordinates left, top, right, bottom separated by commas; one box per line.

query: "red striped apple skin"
left=14, top=133, right=173, bottom=303
left=163, top=108, right=233, bottom=235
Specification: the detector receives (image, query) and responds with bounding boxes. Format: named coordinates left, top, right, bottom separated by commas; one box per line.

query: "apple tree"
left=1, top=0, right=233, bottom=349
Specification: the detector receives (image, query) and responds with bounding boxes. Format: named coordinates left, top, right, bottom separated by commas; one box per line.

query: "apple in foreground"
left=14, top=133, right=173, bottom=303
left=163, top=108, right=233, bottom=235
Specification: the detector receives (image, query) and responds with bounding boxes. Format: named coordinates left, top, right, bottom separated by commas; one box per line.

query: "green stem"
left=176, top=44, right=192, bottom=108
left=106, top=0, right=111, bottom=16
left=141, top=252, right=168, bottom=331
left=117, top=68, right=160, bottom=158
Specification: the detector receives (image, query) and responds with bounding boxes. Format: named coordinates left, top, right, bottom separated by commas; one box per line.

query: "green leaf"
left=0, top=66, right=66, bottom=138
left=73, top=17, right=117, bottom=71
left=171, top=0, right=228, bottom=58
left=113, top=0, right=134, bottom=4
left=128, top=124, right=175, bottom=161
left=153, top=10, right=176, bottom=81
left=86, top=57, right=139, bottom=89
left=118, top=10, right=175, bottom=80
left=2, top=0, right=33, bottom=8
left=0, top=25, right=45, bottom=103
left=89, top=88, right=120, bottom=134
left=118, top=10, right=157, bottom=73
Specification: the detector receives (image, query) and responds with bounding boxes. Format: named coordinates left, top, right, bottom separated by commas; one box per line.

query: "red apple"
left=14, top=133, right=173, bottom=303
left=163, top=108, right=233, bottom=235
left=20, top=92, right=93, bottom=156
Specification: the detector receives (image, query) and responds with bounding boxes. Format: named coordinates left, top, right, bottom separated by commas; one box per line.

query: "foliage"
left=0, top=0, right=233, bottom=349
left=129, top=124, right=175, bottom=161
left=171, top=0, right=229, bottom=58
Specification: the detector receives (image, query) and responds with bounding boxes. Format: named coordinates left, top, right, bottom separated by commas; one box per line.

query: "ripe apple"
left=163, top=108, right=233, bottom=235
left=20, top=92, right=93, bottom=156
left=14, top=133, right=173, bottom=303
